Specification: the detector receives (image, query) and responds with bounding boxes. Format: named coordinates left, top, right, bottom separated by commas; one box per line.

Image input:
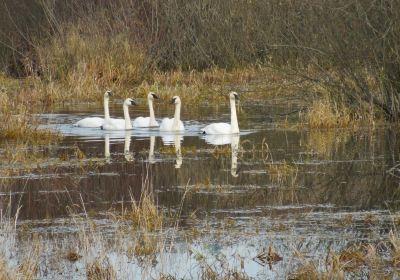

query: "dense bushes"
left=1, top=0, right=400, bottom=119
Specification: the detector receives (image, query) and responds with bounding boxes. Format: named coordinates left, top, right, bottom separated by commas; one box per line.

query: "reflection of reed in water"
left=203, top=134, right=240, bottom=177
left=306, top=130, right=351, bottom=159
left=124, top=131, right=134, bottom=162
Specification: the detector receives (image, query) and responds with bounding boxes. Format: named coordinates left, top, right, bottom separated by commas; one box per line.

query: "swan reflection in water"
left=124, top=131, right=134, bottom=162
left=103, top=131, right=134, bottom=162
left=162, top=134, right=184, bottom=169
left=148, top=136, right=156, bottom=164
left=203, top=134, right=240, bottom=177
left=104, top=134, right=111, bottom=163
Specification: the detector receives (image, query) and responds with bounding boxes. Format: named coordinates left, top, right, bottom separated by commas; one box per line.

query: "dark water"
left=2, top=97, right=399, bottom=219
left=1, top=96, right=400, bottom=278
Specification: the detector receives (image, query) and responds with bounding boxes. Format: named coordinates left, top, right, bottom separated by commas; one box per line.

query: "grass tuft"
left=86, top=258, right=116, bottom=280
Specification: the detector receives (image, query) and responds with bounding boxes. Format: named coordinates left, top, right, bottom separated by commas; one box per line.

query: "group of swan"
left=74, top=91, right=240, bottom=135
left=74, top=91, right=159, bottom=130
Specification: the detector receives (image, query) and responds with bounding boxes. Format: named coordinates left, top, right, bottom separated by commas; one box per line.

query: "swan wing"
left=178, top=120, right=185, bottom=131
left=133, top=117, right=159, bottom=128
left=160, top=118, right=173, bottom=131
left=74, top=117, right=104, bottom=128
left=101, top=118, right=126, bottom=130
left=201, top=123, right=231, bottom=135
left=160, top=118, right=184, bottom=131
left=133, top=117, right=148, bottom=127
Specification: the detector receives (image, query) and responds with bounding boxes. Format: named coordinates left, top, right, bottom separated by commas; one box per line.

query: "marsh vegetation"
left=1, top=0, right=400, bottom=279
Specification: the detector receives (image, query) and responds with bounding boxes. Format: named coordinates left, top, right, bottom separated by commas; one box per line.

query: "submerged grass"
left=1, top=197, right=400, bottom=279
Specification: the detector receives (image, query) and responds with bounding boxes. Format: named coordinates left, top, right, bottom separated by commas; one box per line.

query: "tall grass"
left=1, top=0, right=400, bottom=120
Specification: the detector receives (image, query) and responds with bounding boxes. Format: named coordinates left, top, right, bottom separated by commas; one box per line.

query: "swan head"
left=148, top=92, right=159, bottom=100
left=170, top=96, right=181, bottom=105
left=104, top=90, right=113, bottom=98
left=229, top=91, right=239, bottom=100
left=124, top=98, right=138, bottom=106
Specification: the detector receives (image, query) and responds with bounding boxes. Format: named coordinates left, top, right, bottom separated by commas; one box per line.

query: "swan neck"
left=173, top=102, right=181, bottom=130
left=148, top=99, right=156, bottom=126
left=123, top=104, right=132, bottom=129
left=104, top=97, right=110, bottom=120
left=230, top=98, right=239, bottom=133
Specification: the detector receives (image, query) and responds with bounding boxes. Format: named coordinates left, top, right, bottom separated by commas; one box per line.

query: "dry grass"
left=300, top=89, right=381, bottom=129
left=390, top=231, right=400, bottom=268
left=35, top=28, right=148, bottom=102
left=128, top=192, right=164, bottom=232
left=0, top=206, right=40, bottom=280
left=2, top=203, right=400, bottom=279
left=266, top=161, right=298, bottom=186
left=0, top=75, right=61, bottom=143
left=303, top=98, right=356, bottom=129
left=0, top=258, right=14, bottom=280
left=86, top=258, right=116, bottom=280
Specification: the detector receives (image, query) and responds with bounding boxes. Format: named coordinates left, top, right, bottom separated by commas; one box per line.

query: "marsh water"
left=1, top=95, right=400, bottom=278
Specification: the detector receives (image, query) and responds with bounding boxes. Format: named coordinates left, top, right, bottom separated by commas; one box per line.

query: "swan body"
left=133, top=116, right=159, bottom=128
left=133, top=92, right=159, bottom=128
left=160, top=96, right=185, bottom=131
left=201, top=92, right=239, bottom=135
left=160, top=118, right=184, bottom=131
left=101, top=98, right=137, bottom=130
left=203, top=134, right=233, bottom=145
left=74, top=117, right=104, bottom=128
left=74, top=90, right=112, bottom=127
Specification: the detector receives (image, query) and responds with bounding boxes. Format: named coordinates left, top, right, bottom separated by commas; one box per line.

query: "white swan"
left=101, top=98, right=137, bottom=130
left=159, top=96, right=185, bottom=131
left=74, top=90, right=112, bottom=127
left=132, top=92, right=159, bottom=128
left=201, top=92, right=239, bottom=135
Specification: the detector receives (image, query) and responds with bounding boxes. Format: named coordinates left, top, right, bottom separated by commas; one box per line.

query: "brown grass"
left=128, top=192, right=164, bottom=232
left=0, top=258, right=14, bottom=280
left=35, top=28, right=148, bottom=102
left=303, top=98, right=357, bottom=129
left=86, top=258, right=116, bottom=280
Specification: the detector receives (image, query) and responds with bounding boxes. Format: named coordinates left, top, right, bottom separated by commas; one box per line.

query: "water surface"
left=1, top=95, right=400, bottom=278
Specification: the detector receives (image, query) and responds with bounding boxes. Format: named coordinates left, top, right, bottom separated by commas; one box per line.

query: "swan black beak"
left=131, top=100, right=138, bottom=105
left=170, top=97, right=176, bottom=104
left=152, top=93, right=159, bottom=99
left=234, top=93, right=239, bottom=100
